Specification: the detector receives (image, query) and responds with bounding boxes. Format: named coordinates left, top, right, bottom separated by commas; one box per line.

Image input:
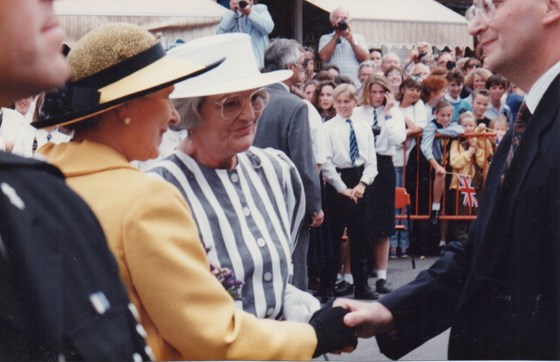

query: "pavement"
left=314, top=255, right=450, bottom=361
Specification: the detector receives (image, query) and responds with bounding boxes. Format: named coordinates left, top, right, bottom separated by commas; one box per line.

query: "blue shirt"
left=217, top=4, right=274, bottom=69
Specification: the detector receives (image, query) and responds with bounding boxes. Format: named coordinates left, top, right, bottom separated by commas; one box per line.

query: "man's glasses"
left=215, top=88, right=270, bottom=120
left=465, top=0, right=497, bottom=24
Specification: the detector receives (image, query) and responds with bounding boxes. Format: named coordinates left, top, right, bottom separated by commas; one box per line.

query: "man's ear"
left=543, top=0, right=560, bottom=25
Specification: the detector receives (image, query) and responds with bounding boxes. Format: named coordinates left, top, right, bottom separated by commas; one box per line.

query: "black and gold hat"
left=33, top=23, right=221, bottom=128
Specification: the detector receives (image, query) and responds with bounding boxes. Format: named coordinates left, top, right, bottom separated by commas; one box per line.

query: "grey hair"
left=263, top=38, right=304, bottom=73
left=329, top=7, right=351, bottom=23
left=172, top=96, right=206, bottom=131
left=358, top=60, right=376, bottom=73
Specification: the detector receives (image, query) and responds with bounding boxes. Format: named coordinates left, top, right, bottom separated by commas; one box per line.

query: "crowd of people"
left=1, top=0, right=559, bottom=360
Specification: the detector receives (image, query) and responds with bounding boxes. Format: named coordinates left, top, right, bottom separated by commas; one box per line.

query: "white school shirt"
left=304, top=99, right=328, bottom=165
left=353, top=105, right=407, bottom=157
left=394, top=100, right=428, bottom=167
left=321, top=113, right=378, bottom=193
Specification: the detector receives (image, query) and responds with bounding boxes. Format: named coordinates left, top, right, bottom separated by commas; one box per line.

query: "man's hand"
left=333, top=298, right=396, bottom=338
left=310, top=210, right=324, bottom=228
left=338, top=28, right=353, bottom=43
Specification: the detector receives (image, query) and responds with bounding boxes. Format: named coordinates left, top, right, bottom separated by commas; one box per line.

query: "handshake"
left=306, top=298, right=396, bottom=357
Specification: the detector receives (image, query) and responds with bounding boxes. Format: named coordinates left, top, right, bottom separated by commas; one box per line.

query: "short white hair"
left=329, top=7, right=351, bottom=23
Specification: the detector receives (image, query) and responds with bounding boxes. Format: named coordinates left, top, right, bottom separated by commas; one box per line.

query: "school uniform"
left=320, top=113, right=377, bottom=296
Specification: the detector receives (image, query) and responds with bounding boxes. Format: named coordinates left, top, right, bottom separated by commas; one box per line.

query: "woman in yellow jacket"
left=34, top=24, right=356, bottom=360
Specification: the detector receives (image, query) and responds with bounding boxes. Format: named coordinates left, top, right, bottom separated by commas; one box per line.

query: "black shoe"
left=430, top=209, right=440, bottom=225
left=334, top=280, right=354, bottom=296
left=354, top=285, right=379, bottom=300
left=376, top=279, right=393, bottom=294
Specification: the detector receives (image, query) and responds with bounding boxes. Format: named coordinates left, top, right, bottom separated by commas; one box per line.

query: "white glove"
left=283, top=284, right=321, bottom=322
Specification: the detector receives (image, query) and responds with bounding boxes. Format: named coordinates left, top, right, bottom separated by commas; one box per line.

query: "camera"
left=446, top=60, right=457, bottom=71
left=238, top=0, right=248, bottom=9
left=334, top=19, right=348, bottom=31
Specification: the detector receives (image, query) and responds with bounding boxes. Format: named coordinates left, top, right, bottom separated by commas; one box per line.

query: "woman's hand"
left=384, top=92, right=395, bottom=113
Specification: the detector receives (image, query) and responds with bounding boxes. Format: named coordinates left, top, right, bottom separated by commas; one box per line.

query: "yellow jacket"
left=40, top=141, right=317, bottom=360
left=449, top=135, right=493, bottom=190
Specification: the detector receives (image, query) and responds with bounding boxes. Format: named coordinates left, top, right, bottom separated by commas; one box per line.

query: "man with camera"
left=217, top=0, right=273, bottom=69
left=318, top=7, right=369, bottom=86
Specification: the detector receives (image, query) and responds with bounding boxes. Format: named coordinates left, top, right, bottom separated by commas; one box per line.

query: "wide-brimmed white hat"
left=33, top=23, right=221, bottom=128
left=170, top=33, right=292, bottom=99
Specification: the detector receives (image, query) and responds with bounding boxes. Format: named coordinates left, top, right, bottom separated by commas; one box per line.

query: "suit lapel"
left=471, top=74, right=560, bottom=275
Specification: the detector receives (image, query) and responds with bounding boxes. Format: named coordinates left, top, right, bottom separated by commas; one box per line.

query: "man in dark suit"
left=0, top=0, right=150, bottom=359
left=254, top=38, right=324, bottom=291
left=334, top=1, right=560, bottom=359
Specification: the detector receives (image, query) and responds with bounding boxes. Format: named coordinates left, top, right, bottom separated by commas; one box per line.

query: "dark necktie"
left=372, top=108, right=381, bottom=137
left=347, top=119, right=359, bottom=165
left=502, top=102, right=531, bottom=183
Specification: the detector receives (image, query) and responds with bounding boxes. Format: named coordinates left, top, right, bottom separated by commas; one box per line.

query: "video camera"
left=238, top=0, right=249, bottom=9
left=334, top=19, right=348, bottom=31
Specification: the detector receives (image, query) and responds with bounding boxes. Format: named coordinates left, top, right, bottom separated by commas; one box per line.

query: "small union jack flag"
left=458, top=174, right=478, bottom=208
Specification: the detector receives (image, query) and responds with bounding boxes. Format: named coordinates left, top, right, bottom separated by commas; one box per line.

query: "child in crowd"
left=449, top=111, right=493, bottom=243
left=489, top=114, right=509, bottom=147
left=421, top=100, right=464, bottom=249
left=319, top=83, right=378, bottom=302
left=484, top=74, right=512, bottom=123
left=444, top=69, right=472, bottom=123
left=470, top=88, right=492, bottom=126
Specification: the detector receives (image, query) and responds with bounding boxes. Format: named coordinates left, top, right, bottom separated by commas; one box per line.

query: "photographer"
left=403, top=41, right=434, bottom=75
left=216, top=0, right=273, bottom=69
left=318, top=7, right=369, bottom=86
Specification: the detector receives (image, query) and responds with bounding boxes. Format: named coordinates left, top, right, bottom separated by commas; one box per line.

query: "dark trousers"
left=320, top=166, right=370, bottom=292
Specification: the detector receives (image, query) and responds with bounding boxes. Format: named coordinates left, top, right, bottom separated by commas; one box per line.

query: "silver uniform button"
left=230, top=173, right=239, bottom=183
left=136, top=324, right=148, bottom=339
left=257, top=238, right=266, bottom=247
left=263, top=271, right=272, bottom=282
left=266, top=307, right=275, bottom=317
left=243, top=207, right=250, bottom=216
left=89, top=291, right=110, bottom=315
left=145, top=346, right=156, bottom=360
left=128, top=303, right=141, bottom=322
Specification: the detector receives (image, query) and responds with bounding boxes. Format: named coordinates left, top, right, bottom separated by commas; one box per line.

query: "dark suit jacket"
left=254, top=83, right=321, bottom=220
left=377, top=75, right=560, bottom=360
left=0, top=152, right=150, bottom=361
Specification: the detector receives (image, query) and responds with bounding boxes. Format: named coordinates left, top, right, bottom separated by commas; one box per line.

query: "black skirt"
left=367, top=154, right=396, bottom=237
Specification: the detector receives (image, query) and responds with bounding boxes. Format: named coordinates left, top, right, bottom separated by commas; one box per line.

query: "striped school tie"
left=347, top=119, right=359, bottom=165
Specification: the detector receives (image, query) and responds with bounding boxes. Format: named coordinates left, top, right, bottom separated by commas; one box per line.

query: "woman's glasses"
left=215, top=88, right=270, bottom=120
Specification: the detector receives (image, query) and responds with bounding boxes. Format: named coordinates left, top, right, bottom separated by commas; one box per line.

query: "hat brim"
left=170, top=69, right=292, bottom=99
left=32, top=57, right=224, bottom=129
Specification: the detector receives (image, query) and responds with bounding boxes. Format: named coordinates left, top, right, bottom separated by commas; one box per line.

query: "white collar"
left=524, top=61, right=560, bottom=114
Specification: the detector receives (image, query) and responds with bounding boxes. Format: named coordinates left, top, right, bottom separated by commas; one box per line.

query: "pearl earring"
left=123, top=117, right=132, bottom=125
